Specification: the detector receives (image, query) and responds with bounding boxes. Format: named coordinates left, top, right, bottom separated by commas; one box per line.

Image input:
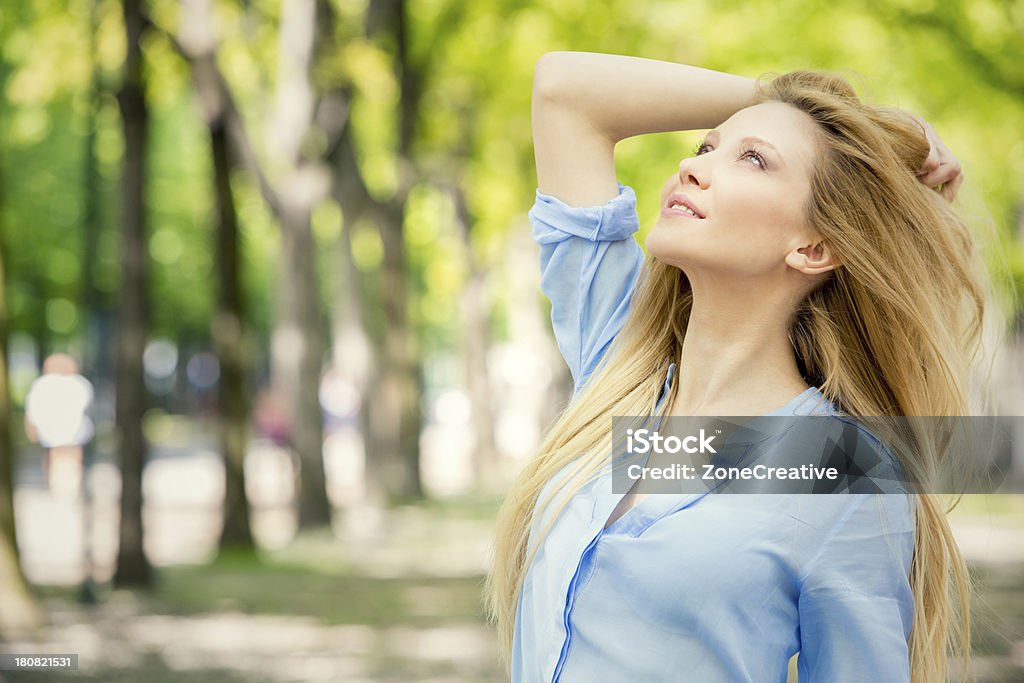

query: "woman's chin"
left=645, top=230, right=711, bottom=264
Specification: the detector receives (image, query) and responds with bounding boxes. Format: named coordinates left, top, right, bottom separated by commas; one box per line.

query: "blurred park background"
left=0, top=0, right=1023, bottom=681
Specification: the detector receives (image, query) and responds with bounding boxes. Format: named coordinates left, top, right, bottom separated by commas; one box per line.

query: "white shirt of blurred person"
left=24, top=354, right=94, bottom=499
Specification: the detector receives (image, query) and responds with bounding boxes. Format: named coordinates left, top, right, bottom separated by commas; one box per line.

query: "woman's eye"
left=742, top=149, right=766, bottom=168
left=692, top=142, right=765, bottom=169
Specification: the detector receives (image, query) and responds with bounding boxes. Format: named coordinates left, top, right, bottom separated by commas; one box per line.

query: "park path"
left=6, top=425, right=503, bottom=681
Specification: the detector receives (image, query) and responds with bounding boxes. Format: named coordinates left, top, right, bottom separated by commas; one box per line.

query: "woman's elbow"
left=532, top=51, right=574, bottom=104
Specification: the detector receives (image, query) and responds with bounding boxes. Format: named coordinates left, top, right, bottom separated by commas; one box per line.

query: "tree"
left=113, top=0, right=152, bottom=588
left=0, top=143, right=42, bottom=637
left=268, top=0, right=333, bottom=528
left=164, top=0, right=336, bottom=529
left=362, top=0, right=425, bottom=501
left=178, top=0, right=256, bottom=555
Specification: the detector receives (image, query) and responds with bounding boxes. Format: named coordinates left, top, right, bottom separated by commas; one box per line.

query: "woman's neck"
left=667, top=281, right=810, bottom=416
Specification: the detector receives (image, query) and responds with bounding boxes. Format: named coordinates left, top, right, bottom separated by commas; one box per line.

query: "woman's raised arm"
left=531, top=51, right=758, bottom=206
left=529, top=53, right=762, bottom=394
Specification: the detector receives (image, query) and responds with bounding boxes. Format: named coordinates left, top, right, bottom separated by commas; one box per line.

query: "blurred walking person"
left=24, top=353, right=94, bottom=499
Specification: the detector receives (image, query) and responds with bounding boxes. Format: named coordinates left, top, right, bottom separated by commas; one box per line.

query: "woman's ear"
left=785, top=238, right=840, bottom=275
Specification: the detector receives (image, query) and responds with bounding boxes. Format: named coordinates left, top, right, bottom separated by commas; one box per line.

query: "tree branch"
left=896, top=8, right=1024, bottom=101
left=146, top=13, right=285, bottom=217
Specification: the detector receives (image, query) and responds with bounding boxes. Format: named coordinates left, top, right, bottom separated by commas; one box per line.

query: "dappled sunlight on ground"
left=6, top=495, right=503, bottom=681
left=8, top=418, right=505, bottom=681
left=1, top=595, right=499, bottom=682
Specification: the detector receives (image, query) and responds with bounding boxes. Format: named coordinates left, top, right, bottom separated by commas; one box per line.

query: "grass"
left=13, top=497, right=506, bottom=682
left=150, top=554, right=488, bottom=629
left=948, top=493, right=1024, bottom=521
left=144, top=497, right=500, bottom=628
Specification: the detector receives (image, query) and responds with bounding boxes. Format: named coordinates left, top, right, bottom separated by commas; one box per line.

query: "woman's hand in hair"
left=905, top=112, right=964, bottom=202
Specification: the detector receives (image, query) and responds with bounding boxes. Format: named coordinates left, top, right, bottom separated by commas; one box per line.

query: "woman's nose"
left=678, top=156, right=709, bottom=189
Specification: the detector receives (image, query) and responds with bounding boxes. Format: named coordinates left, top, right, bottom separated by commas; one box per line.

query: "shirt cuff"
left=529, top=183, right=640, bottom=243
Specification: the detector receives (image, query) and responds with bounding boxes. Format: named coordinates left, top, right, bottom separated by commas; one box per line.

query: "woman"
left=486, top=52, right=988, bottom=683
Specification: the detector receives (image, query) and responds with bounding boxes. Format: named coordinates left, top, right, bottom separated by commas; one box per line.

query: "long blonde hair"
left=486, top=70, right=997, bottom=683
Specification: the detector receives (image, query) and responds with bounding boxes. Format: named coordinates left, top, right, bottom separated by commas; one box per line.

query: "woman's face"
left=646, top=102, right=824, bottom=282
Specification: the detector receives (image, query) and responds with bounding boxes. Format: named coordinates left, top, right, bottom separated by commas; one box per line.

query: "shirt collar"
left=657, top=361, right=835, bottom=416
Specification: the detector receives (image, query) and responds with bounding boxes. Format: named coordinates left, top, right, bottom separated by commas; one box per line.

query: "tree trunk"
left=338, top=221, right=385, bottom=508
left=373, top=202, right=423, bottom=501
left=210, top=119, right=255, bottom=552
left=266, top=0, right=332, bottom=529
left=0, top=137, right=43, bottom=637
left=330, top=141, right=422, bottom=505
left=113, top=0, right=152, bottom=588
left=274, top=205, right=331, bottom=527
left=366, top=0, right=423, bottom=502
left=327, top=110, right=387, bottom=518
left=81, top=0, right=105, bottom=395
left=79, top=0, right=106, bottom=604
left=264, top=0, right=331, bottom=532
left=450, top=185, right=500, bottom=491
left=178, top=0, right=257, bottom=552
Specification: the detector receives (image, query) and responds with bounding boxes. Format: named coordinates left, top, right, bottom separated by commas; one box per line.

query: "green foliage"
left=2, top=0, right=1022, bottom=360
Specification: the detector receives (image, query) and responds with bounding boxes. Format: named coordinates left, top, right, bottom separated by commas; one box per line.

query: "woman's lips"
left=663, top=193, right=705, bottom=219
left=661, top=205, right=703, bottom=219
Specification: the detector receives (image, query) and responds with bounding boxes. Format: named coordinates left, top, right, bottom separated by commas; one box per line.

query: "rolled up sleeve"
left=796, top=493, right=916, bottom=682
left=529, top=183, right=645, bottom=397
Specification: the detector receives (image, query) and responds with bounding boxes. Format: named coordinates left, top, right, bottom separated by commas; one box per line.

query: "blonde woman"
left=486, top=52, right=984, bottom=682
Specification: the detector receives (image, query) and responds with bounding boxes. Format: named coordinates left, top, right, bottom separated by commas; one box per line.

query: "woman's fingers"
left=916, top=145, right=942, bottom=181
left=939, top=169, right=965, bottom=203
left=919, top=158, right=961, bottom=189
left=917, top=143, right=963, bottom=201
left=908, top=112, right=963, bottom=202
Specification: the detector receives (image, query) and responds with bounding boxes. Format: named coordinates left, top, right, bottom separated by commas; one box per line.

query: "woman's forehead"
left=715, top=102, right=820, bottom=170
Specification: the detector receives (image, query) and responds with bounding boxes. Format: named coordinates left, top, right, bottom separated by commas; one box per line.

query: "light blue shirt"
left=513, top=184, right=916, bottom=682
